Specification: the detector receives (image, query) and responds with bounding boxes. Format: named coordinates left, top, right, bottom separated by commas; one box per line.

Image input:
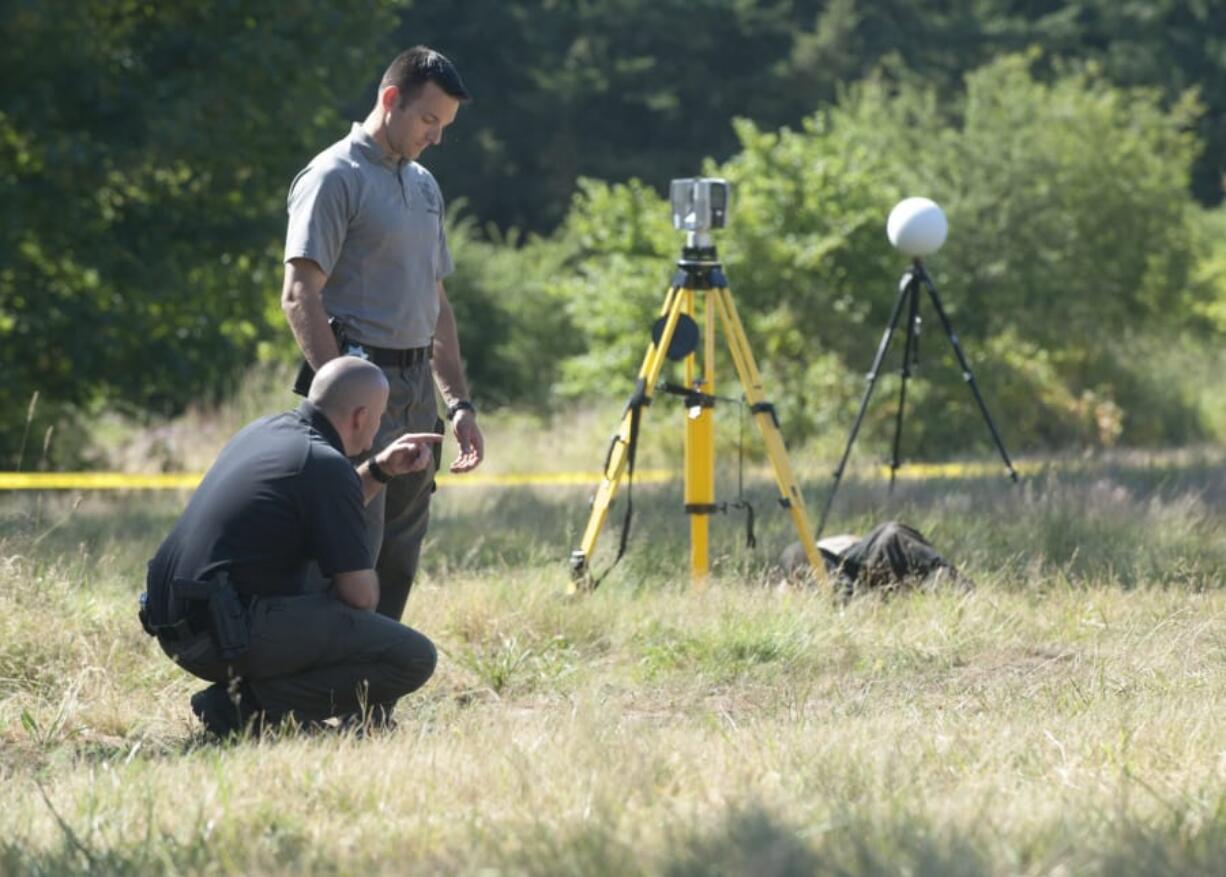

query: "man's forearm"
left=285, top=295, right=340, bottom=369
left=357, top=460, right=387, bottom=504
left=333, top=569, right=379, bottom=612
left=431, top=282, right=470, bottom=406
left=282, top=260, right=340, bottom=369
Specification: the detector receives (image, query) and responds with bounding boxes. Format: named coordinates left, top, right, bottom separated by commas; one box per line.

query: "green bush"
left=543, top=55, right=1219, bottom=453
left=443, top=215, right=581, bottom=411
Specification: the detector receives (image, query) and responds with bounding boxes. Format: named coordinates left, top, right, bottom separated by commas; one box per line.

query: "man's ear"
left=351, top=405, right=368, bottom=437
left=379, top=84, right=400, bottom=112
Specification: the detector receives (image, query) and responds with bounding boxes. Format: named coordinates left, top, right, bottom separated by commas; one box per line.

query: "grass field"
left=3, top=418, right=1226, bottom=874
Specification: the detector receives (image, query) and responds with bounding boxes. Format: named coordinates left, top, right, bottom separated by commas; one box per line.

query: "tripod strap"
left=591, top=378, right=648, bottom=590
left=733, top=401, right=755, bottom=549
left=728, top=501, right=756, bottom=549
left=616, top=392, right=643, bottom=561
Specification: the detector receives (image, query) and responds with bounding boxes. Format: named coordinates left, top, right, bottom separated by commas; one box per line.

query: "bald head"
left=309, top=356, right=388, bottom=412
left=308, top=357, right=389, bottom=454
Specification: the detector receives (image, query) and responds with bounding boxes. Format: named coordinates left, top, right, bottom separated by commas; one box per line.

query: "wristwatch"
left=367, top=456, right=394, bottom=484
left=446, top=399, right=476, bottom=420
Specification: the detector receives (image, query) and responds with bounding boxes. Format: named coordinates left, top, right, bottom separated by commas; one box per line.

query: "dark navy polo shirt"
left=145, top=401, right=370, bottom=622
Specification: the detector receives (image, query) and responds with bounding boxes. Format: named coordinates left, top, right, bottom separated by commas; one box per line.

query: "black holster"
left=172, top=571, right=252, bottom=661
left=292, top=318, right=347, bottom=397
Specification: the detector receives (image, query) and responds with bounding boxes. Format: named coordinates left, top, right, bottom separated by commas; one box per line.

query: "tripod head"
left=679, top=232, right=719, bottom=269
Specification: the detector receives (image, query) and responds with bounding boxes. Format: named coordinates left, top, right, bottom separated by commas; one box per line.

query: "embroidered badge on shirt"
left=416, top=180, right=441, bottom=214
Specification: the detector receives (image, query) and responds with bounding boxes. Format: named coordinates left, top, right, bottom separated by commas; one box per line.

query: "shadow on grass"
left=487, top=800, right=1226, bottom=877
left=7, top=794, right=1226, bottom=875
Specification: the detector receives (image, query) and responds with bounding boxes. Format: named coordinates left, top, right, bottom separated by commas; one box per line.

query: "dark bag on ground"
left=781, top=521, right=961, bottom=598
left=829, top=521, right=954, bottom=598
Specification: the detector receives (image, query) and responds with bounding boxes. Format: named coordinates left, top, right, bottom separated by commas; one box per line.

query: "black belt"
left=138, top=584, right=255, bottom=644
left=140, top=597, right=210, bottom=643
left=363, top=344, right=432, bottom=368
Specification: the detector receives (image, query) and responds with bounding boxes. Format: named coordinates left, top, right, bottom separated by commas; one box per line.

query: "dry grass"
left=2, top=446, right=1226, bottom=874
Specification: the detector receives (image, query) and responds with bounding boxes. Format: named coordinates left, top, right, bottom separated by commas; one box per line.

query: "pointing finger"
left=392, top=432, right=444, bottom=445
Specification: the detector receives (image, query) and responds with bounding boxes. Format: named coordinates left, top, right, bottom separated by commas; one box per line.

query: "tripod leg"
left=888, top=277, right=921, bottom=492
left=570, top=286, right=691, bottom=586
left=684, top=289, right=717, bottom=588
left=712, top=287, right=824, bottom=576
left=816, top=276, right=912, bottom=537
left=917, top=267, right=1020, bottom=483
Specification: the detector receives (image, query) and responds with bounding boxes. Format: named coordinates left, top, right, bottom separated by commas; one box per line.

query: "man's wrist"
left=446, top=399, right=476, bottom=420
left=367, top=456, right=394, bottom=484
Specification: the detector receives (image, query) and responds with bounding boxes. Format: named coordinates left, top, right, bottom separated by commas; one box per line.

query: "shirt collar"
left=348, top=122, right=403, bottom=170
left=295, top=400, right=346, bottom=455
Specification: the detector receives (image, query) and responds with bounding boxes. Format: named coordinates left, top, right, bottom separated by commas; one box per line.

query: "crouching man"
left=140, top=356, right=442, bottom=737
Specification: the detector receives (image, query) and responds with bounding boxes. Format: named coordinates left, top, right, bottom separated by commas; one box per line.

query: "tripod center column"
left=683, top=267, right=717, bottom=589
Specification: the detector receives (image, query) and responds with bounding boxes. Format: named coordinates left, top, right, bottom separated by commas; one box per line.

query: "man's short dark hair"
left=381, top=46, right=471, bottom=106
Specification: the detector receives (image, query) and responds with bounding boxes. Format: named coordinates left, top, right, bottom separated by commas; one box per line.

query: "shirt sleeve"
left=285, top=163, right=353, bottom=276
left=302, top=455, right=371, bottom=576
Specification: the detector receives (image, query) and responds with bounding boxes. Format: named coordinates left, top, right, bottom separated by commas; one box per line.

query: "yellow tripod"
left=569, top=235, right=824, bottom=589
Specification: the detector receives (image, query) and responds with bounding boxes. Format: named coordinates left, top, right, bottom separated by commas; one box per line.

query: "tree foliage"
left=0, top=0, right=403, bottom=463
left=5, top=1, right=1226, bottom=464
left=407, top=0, right=1226, bottom=234
left=542, top=56, right=1213, bottom=452
left=442, top=216, right=579, bottom=410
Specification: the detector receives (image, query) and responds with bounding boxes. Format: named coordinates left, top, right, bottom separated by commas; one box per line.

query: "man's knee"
left=388, top=627, right=437, bottom=694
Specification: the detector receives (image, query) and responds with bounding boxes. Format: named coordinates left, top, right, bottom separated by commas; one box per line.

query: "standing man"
left=282, top=46, right=483, bottom=622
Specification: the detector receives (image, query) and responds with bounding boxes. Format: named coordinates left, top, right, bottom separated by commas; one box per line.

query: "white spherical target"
left=887, top=197, right=948, bottom=257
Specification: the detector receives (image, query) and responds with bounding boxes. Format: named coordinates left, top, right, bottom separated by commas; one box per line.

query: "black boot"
left=190, top=681, right=263, bottom=739
left=338, top=702, right=398, bottom=737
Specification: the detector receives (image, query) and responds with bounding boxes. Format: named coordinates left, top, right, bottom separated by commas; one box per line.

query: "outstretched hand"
left=450, top=410, right=484, bottom=473
left=377, top=432, right=443, bottom=477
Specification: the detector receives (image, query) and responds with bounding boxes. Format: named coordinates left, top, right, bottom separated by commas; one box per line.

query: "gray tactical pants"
left=364, top=360, right=441, bottom=621
left=161, top=592, right=436, bottom=722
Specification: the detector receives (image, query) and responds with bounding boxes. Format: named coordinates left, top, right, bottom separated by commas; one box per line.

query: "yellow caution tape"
left=0, top=469, right=677, bottom=491
left=438, top=468, right=675, bottom=488
left=0, top=472, right=204, bottom=490
left=1, top=456, right=1191, bottom=491
left=879, top=460, right=1047, bottom=480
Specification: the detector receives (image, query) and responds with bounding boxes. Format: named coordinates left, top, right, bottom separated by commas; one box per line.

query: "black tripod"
left=816, top=258, right=1019, bottom=537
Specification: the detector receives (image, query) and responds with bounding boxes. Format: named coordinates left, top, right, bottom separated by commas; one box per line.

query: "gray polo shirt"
left=284, top=123, right=454, bottom=350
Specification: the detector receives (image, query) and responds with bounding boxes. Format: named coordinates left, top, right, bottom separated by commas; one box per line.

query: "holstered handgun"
left=293, top=318, right=367, bottom=396
left=172, top=571, right=252, bottom=662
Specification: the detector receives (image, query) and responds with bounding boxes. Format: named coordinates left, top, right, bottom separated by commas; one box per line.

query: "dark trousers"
left=161, top=592, right=436, bottom=722
left=364, top=360, right=439, bottom=621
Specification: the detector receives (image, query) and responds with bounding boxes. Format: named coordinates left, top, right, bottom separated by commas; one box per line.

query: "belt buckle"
left=343, top=342, right=370, bottom=361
